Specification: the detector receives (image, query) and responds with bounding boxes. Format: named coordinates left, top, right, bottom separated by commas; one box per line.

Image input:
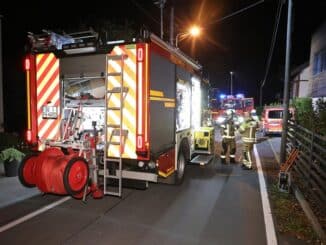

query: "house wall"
left=291, top=65, right=311, bottom=98
left=298, top=66, right=311, bottom=97
left=310, top=21, right=326, bottom=98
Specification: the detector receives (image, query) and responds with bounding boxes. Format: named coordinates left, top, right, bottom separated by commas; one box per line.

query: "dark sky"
left=1, top=0, right=325, bottom=133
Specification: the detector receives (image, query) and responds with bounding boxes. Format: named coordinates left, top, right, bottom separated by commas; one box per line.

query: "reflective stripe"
left=242, top=137, right=256, bottom=143
left=107, top=45, right=137, bottom=159
left=220, top=155, right=226, bottom=159
left=230, top=155, right=235, bottom=158
left=223, top=136, right=236, bottom=139
left=36, top=53, right=60, bottom=143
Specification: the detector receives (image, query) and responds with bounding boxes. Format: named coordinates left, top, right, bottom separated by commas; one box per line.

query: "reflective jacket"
left=239, top=118, right=258, bottom=143
left=220, top=117, right=236, bottom=139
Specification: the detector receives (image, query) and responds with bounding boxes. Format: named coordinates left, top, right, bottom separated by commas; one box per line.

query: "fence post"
left=310, top=131, right=314, bottom=165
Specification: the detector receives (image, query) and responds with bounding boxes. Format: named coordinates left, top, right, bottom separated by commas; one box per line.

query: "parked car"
left=261, top=106, right=294, bottom=136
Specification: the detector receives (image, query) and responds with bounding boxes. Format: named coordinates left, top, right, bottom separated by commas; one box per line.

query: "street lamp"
left=230, top=71, right=234, bottom=95
left=176, top=25, right=201, bottom=47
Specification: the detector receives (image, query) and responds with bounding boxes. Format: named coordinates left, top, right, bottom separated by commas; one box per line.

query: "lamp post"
left=230, top=71, right=234, bottom=95
left=175, top=25, right=201, bottom=47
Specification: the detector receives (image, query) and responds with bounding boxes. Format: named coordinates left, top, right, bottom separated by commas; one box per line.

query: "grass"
left=268, top=183, right=322, bottom=244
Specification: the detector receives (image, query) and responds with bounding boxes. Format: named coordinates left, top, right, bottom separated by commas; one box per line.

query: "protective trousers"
left=221, top=138, right=236, bottom=163
left=242, top=142, right=254, bottom=168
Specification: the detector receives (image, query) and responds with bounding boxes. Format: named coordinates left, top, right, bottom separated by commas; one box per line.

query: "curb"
left=293, top=185, right=326, bottom=242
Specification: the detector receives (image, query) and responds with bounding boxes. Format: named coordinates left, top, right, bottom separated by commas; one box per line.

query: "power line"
left=130, top=0, right=160, bottom=25
left=210, top=0, right=265, bottom=25
left=259, top=0, right=284, bottom=106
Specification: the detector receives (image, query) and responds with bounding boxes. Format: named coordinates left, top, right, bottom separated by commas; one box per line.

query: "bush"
left=314, top=98, right=326, bottom=136
left=293, top=97, right=314, bottom=129
left=292, top=97, right=326, bottom=136
left=0, top=148, right=25, bottom=162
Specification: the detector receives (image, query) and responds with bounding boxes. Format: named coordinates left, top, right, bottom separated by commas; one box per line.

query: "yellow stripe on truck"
left=164, top=102, right=175, bottom=108
left=150, top=97, right=175, bottom=102
left=150, top=90, right=164, bottom=97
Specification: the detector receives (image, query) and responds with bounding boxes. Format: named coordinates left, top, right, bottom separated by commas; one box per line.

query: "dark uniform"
left=220, top=111, right=237, bottom=164
left=239, top=114, right=259, bottom=169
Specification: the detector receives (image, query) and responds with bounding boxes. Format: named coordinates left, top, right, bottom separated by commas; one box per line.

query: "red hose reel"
left=19, top=147, right=91, bottom=198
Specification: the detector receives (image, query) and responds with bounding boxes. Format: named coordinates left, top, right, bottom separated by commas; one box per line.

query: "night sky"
left=1, top=0, right=325, bottom=133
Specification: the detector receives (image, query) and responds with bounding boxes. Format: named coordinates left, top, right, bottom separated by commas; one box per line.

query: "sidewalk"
left=0, top=164, right=40, bottom=209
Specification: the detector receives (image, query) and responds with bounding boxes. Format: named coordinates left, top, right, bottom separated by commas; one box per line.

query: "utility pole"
left=169, top=6, right=174, bottom=45
left=280, top=0, right=292, bottom=163
left=154, top=0, right=167, bottom=39
left=230, top=71, right=234, bottom=95
left=259, top=81, right=264, bottom=106
left=0, top=15, right=3, bottom=131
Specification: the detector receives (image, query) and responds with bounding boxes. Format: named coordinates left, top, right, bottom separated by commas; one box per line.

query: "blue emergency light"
left=236, top=93, right=244, bottom=99
left=220, top=94, right=226, bottom=99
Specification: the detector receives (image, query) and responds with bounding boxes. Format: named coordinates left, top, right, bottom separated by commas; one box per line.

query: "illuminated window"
left=191, top=77, right=201, bottom=129
left=176, top=80, right=191, bottom=131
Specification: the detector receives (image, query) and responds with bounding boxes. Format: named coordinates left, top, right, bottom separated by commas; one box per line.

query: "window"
left=313, top=49, right=326, bottom=75
left=268, top=110, right=283, bottom=119
left=176, top=80, right=191, bottom=131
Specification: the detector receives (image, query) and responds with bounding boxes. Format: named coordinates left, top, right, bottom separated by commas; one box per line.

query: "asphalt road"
left=0, top=129, right=273, bottom=245
left=0, top=161, right=268, bottom=244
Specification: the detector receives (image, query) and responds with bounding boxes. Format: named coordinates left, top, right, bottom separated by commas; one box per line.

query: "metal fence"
left=287, top=120, right=326, bottom=210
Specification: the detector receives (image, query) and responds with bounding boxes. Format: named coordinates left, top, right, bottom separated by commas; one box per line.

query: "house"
left=291, top=21, right=326, bottom=101
left=310, top=21, right=326, bottom=98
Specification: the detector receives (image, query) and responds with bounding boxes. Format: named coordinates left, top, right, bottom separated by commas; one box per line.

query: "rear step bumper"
left=99, top=170, right=158, bottom=182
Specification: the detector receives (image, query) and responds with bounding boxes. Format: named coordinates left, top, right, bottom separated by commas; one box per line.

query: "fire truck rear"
left=20, top=29, right=211, bottom=199
left=210, top=93, right=254, bottom=125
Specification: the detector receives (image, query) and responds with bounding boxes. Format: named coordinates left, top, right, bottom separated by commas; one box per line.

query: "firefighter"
left=239, top=111, right=259, bottom=170
left=220, top=109, right=237, bottom=164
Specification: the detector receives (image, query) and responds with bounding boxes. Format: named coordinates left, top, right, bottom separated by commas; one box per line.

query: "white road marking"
left=0, top=196, right=71, bottom=233
left=268, top=139, right=280, bottom=164
left=254, top=145, right=278, bottom=245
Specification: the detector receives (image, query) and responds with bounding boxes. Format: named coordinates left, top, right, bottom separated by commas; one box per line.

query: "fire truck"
left=210, top=92, right=254, bottom=125
left=19, top=29, right=213, bottom=199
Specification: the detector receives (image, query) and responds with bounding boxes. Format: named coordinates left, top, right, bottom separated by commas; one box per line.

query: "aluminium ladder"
left=104, top=54, right=129, bottom=197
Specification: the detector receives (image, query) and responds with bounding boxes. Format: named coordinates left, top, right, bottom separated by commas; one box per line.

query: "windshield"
left=268, top=110, right=283, bottom=119
left=221, top=99, right=242, bottom=110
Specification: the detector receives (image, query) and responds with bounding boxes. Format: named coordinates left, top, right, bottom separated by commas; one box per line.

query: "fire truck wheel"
left=18, top=154, right=38, bottom=188
left=175, top=141, right=189, bottom=185
left=63, top=157, right=89, bottom=196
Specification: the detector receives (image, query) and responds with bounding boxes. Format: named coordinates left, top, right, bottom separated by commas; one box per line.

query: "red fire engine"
left=19, top=29, right=213, bottom=199
left=210, top=93, right=254, bottom=125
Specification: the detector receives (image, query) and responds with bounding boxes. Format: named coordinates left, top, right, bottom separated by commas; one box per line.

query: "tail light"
left=24, top=58, right=30, bottom=71
left=26, top=130, right=32, bottom=143
left=136, top=44, right=149, bottom=159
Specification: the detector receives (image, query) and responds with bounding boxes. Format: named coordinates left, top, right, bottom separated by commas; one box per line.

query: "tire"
left=174, top=140, right=189, bottom=185
left=63, top=157, right=89, bottom=196
left=18, top=154, right=38, bottom=188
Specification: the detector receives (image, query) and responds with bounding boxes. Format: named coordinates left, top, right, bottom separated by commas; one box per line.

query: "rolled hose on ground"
left=18, top=147, right=89, bottom=198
